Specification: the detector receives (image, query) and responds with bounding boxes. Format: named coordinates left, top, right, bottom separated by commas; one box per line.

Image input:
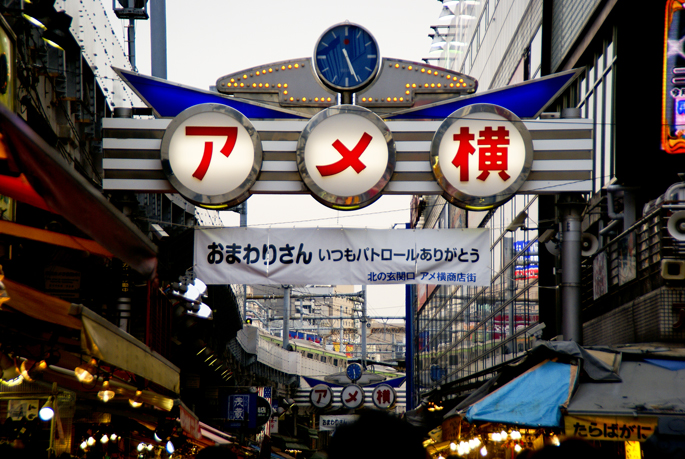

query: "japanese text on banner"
left=194, top=227, right=490, bottom=286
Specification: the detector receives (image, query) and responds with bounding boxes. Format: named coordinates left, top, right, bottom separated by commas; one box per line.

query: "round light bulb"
left=450, top=442, right=457, bottom=451
left=39, top=405, right=54, bottom=421
left=514, top=444, right=522, bottom=453
left=110, top=433, right=118, bottom=441
left=480, top=446, right=488, bottom=456
left=137, top=443, right=145, bottom=452
left=80, top=441, right=87, bottom=450
left=166, top=440, right=175, bottom=454
left=101, top=434, right=109, bottom=444
left=87, top=436, right=96, bottom=446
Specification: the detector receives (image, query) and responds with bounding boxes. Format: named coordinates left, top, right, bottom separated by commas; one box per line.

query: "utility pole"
left=361, top=285, right=368, bottom=367
left=283, top=286, right=291, bottom=350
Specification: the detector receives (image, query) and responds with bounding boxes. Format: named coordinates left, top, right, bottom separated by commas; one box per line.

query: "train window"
left=307, top=353, right=314, bottom=359
left=333, top=359, right=338, bottom=366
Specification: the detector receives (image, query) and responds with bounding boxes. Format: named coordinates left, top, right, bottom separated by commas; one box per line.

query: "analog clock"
left=314, top=22, right=380, bottom=92
left=346, top=362, right=363, bottom=382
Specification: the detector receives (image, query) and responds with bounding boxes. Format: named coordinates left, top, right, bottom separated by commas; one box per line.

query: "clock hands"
left=342, top=48, right=360, bottom=83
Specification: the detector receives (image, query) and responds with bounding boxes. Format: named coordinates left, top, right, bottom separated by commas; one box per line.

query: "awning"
left=0, top=103, right=157, bottom=278
left=566, top=359, right=685, bottom=417
left=464, top=360, right=578, bottom=428
left=73, top=304, right=180, bottom=393
left=0, top=220, right=112, bottom=257
left=2, top=278, right=180, bottom=394
left=200, top=422, right=235, bottom=445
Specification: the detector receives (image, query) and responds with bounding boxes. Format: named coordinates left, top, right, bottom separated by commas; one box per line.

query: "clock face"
left=346, top=363, right=363, bottom=382
left=314, top=23, right=380, bottom=92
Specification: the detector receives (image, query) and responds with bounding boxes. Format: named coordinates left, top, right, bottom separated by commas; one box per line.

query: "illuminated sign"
left=160, top=103, right=262, bottom=208
left=431, top=104, right=533, bottom=210
left=341, top=384, right=364, bottom=409
left=297, top=105, right=395, bottom=210
left=663, top=0, right=685, bottom=154
left=371, top=384, right=397, bottom=409
left=310, top=384, right=333, bottom=409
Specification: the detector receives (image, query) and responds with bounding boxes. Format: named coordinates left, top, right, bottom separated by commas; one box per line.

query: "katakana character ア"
left=477, top=126, right=510, bottom=181
left=207, top=242, right=224, bottom=264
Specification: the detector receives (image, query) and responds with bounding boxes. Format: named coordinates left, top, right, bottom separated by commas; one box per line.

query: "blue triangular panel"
left=117, top=70, right=308, bottom=119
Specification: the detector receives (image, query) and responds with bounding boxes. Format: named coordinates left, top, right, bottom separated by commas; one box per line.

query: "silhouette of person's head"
left=328, top=410, right=426, bottom=459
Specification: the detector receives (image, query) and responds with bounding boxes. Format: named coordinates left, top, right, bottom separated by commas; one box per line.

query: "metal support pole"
left=150, top=0, right=167, bottom=79
left=361, top=285, right=368, bottom=367
left=559, top=193, right=585, bottom=343
left=241, top=202, right=247, bottom=321
left=283, top=286, right=291, bottom=350
left=126, top=19, right=136, bottom=70
left=339, top=305, right=344, bottom=352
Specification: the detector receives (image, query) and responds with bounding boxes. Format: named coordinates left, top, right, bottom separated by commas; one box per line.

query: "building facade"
left=410, top=0, right=684, bottom=418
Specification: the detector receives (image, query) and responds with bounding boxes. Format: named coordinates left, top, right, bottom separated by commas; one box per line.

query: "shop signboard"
left=297, top=105, right=395, bottom=210
left=179, top=404, right=201, bottom=440
left=341, top=384, right=364, bottom=409
left=564, top=415, right=657, bottom=442
left=371, top=384, right=397, bottom=409
left=310, top=384, right=333, bottom=409
left=227, top=394, right=257, bottom=429
left=195, top=227, right=490, bottom=286
left=430, top=104, right=533, bottom=210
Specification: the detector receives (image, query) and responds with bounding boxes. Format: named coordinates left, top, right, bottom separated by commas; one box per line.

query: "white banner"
left=319, top=415, right=360, bottom=431
left=194, top=227, right=490, bottom=286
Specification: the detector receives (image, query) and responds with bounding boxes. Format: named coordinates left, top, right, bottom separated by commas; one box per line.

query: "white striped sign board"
left=102, top=117, right=592, bottom=195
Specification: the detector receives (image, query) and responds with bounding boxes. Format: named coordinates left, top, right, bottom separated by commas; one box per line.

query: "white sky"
left=105, top=1, right=444, bottom=321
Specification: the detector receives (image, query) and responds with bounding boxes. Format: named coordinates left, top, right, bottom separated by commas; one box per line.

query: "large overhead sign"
left=104, top=22, right=592, bottom=211
left=194, top=227, right=490, bottom=286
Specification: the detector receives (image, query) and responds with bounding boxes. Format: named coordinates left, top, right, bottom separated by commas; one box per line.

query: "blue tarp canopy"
left=464, top=360, right=578, bottom=428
